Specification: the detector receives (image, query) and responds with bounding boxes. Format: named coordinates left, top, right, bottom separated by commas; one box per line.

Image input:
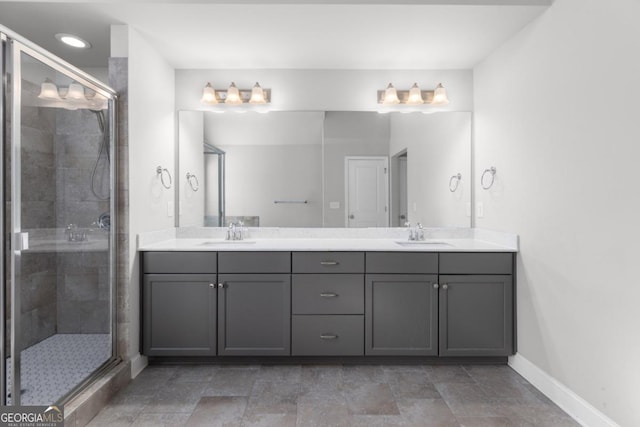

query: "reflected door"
left=345, top=157, right=389, bottom=227
left=5, top=41, right=115, bottom=406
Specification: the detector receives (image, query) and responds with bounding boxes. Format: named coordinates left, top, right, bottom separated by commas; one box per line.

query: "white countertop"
left=138, top=237, right=515, bottom=252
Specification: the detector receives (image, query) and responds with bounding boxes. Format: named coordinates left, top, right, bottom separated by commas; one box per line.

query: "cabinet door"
left=143, top=274, right=217, bottom=356
left=365, top=274, right=438, bottom=356
left=439, top=275, right=513, bottom=356
left=218, top=274, right=291, bottom=356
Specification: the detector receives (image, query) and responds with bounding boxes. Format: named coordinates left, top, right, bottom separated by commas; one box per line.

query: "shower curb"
left=63, top=360, right=131, bottom=427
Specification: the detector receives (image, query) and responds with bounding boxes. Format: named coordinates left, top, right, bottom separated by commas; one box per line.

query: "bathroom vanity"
left=139, top=230, right=517, bottom=361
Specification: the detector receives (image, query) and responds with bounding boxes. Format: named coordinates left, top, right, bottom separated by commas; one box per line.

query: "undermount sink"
left=200, top=240, right=257, bottom=245
left=395, top=240, right=453, bottom=247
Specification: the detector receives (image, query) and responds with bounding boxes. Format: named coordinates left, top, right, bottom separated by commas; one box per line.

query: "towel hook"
left=156, top=166, right=172, bottom=189
left=449, top=173, right=462, bottom=192
left=481, top=166, right=496, bottom=190
left=186, top=172, right=199, bottom=192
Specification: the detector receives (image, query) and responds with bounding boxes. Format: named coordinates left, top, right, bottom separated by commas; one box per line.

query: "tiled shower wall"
left=54, top=109, right=110, bottom=334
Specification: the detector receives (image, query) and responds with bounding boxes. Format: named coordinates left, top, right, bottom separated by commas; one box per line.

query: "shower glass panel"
left=2, top=37, right=116, bottom=406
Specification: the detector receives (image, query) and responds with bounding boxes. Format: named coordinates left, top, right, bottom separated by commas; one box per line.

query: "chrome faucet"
left=66, top=224, right=87, bottom=242
left=226, top=221, right=247, bottom=241
left=405, top=221, right=425, bottom=241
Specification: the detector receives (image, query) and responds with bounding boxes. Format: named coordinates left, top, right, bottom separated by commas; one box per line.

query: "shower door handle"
left=16, top=232, right=29, bottom=251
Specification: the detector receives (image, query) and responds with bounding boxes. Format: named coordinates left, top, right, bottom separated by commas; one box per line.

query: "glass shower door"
left=6, top=40, right=116, bottom=406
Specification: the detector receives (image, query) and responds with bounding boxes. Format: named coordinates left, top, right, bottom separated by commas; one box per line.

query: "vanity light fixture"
left=382, top=83, right=400, bottom=105
left=55, top=33, right=91, bottom=49
left=199, top=81, right=271, bottom=106
left=377, top=82, right=449, bottom=106
left=38, top=79, right=62, bottom=100
left=432, top=83, right=450, bottom=105
left=249, top=82, right=267, bottom=105
left=66, top=82, right=86, bottom=100
left=201, top=82, right=218, bottom=105
left=406, top=83, right=424, bottom=105
left=225, top=82, right=243, bottom=105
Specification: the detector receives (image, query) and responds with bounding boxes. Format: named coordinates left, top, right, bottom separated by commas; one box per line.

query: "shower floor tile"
left=6, top=333, right=111, bottom=405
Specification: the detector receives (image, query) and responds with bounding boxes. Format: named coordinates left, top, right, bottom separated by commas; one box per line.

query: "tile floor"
left=6, top=334, right=111, bottom=405
left=87, top=364, right=579, bottom=427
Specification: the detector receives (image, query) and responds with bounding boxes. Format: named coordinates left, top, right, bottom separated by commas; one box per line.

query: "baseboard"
left=130, top=353, right=148, bottom=378
left=509, top=354, right=619, bottom=427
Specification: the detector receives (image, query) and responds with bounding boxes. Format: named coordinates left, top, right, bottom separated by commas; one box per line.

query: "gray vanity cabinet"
left=217, top=252, right=291, bottom=356
left=143, top=274, right=217, bottom=356
left=365, top=252, right=439, bottom=356
left=438, top=253, right=514, bottom=356
left=365, top=274, right=439, bottom=355
left=142, top=252, right=218, bottom=356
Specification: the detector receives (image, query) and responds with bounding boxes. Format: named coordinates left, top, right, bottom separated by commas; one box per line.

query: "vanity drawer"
left=292, top=315, right=364, bottom=356
left=143, top=251, right=217, bottom=274
left=439, top=253, right=513, bottom=274
left=366, top=252, right=438, bottom=274
left=292, top=274, right=364, bottom=315
left=292, top=252, right=365, bottom=273
left=218, top=252, right=291, bottom=273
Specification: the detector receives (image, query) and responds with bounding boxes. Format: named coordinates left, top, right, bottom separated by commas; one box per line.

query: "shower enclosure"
left=1, top=27, right=117, bottom=406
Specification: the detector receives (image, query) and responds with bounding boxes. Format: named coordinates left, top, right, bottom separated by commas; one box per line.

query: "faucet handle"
left=404, top=221, right=411, bottom=228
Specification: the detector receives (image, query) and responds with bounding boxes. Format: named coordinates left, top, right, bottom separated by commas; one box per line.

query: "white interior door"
left=398, top=156, right=408, bottom=225
left=345, top=157, right=389, bottom=227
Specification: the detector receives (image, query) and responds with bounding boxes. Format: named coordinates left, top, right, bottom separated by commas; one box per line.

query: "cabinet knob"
left=217, top=283, right=225, bottom=289
left=442, top=284, right=448, bottom=290
left=433, top=283, right=439, bottom=289
left=209, top=283, right=215, bottom=288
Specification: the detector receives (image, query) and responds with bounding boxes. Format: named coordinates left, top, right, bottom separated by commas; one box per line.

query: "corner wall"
left=111, top=25, right=176, bottom=370
left=473, top=0, right=640, bottom=425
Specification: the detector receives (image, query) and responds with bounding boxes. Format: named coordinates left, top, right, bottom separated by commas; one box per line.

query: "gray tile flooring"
left=87, top=364, right=579, bottom=427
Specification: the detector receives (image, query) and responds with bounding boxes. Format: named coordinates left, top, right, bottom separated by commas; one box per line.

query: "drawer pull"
left=320, top=292, right=339, bottom=298
left=320, top=261, right=339, bottom=266
left=320, top=334, right=339, bottom=340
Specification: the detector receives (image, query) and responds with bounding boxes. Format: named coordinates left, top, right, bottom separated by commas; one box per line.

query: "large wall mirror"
left=177, top=110, right=471, bottom=228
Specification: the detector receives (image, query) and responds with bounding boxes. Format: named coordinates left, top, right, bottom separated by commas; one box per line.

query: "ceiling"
left=0, top=1, right=551, bottom=69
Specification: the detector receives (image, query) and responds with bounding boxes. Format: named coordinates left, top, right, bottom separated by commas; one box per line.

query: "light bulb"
left=249, top=82, right=266, bottom=105
left=225, top=82, right=242, bottom=105
left=406, top=83, right=424, bottom=105
left=382, top=83, right=400, bottom=105
left=38, top=80, right=61, bottom=100
left=431, top=83, right=449, bottom=105
left=200, top=82, right=218, bottom=105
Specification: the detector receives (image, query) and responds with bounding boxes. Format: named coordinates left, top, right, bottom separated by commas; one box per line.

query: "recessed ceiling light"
left=55, top=33, right=91, bottom=49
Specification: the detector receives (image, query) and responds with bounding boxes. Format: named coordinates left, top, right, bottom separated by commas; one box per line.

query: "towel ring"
left=481, top=166, right=496, bottom=190
left=186, top=172, right=199, bottom=192
left=449, top=173, right=462, bottom=192
left=156, top=166, right=172, bottom=189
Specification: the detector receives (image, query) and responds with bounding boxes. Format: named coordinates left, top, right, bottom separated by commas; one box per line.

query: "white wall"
left=473, top=0, right=640, bottom=425
left=390, top=112, right=471, bottom=228
left=178, top=111, right=205, bottom=227
left=121, top=27, right=176, bottom=360
left=204, top=112, right=324, bottom=227
left=176, top=69, right=472, bottom=112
